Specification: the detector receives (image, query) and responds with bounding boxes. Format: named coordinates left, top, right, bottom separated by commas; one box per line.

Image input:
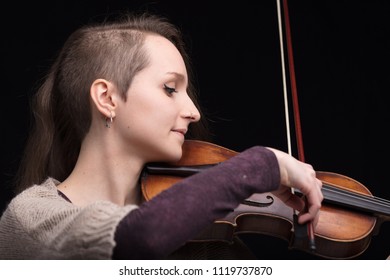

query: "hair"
left=15, top=12, right=210, bottom=193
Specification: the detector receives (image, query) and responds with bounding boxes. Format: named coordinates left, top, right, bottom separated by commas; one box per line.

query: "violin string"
left=324, top=183, right=390, bottom=206
left=322, top=183, right=390, bottom=215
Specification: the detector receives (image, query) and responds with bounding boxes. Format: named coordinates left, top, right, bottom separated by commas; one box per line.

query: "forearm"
left=113, top=146, right=280, bottom=259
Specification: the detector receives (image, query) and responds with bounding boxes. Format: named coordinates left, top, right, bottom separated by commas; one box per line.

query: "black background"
left=1, top=0, right=390, bottom=259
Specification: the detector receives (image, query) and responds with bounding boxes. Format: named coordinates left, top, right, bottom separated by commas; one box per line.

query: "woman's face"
left=114, top=34, right=200, bottom=163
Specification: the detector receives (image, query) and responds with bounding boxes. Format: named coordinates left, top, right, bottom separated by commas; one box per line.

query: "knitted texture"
left=0, top=178, right=136, bottom=259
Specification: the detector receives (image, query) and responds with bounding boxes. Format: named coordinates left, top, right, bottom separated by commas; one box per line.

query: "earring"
left=105, top=111, right=113, bottom=128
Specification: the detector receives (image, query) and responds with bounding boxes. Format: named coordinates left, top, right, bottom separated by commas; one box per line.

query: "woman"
left=0, top=12, right=323, bottom=259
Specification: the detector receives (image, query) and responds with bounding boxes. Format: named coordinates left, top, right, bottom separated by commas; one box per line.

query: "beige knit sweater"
left=0, top=178, right=136, bottom=259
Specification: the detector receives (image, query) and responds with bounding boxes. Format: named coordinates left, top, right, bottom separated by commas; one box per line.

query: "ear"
left=90, top=79, right=117, bottom=119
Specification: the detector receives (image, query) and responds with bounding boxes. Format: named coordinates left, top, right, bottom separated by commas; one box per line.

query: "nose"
left=184, top=110, right=200, bottom=122
left=181, top=97, right=201, bottom=122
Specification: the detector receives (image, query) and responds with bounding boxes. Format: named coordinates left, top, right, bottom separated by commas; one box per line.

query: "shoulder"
left=0, top=178, right=72, bottom=226
left=2, top=177, right=136, bottom=225
left=0, top=178, right=137, bottom=259
left=7, top=177, right=67, bottom=211
left=18, top=177, right=61, bottom=198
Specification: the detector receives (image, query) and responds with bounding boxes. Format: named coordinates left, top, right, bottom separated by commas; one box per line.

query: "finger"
left=301, top=178, right=323, bottom=217
left=281, top=194, right=305, bottom=213
left=298, top=194, right=322, bottom=224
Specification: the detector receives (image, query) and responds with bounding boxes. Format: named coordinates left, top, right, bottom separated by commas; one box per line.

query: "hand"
left=267, top=148, right=323, bottom=226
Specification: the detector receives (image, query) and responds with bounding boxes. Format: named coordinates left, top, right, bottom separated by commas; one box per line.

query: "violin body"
left=141, top=140, right=390, bottom=259
left=311, top=172, right=376, bottom=259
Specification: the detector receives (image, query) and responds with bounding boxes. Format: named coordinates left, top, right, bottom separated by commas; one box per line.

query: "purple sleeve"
left=112, top=146, right=280, bottom=259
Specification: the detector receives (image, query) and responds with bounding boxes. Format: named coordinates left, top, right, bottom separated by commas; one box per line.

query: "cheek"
left=120, top=98, right=176, bottom=132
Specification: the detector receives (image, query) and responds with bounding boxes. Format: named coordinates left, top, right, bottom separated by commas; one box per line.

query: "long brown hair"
left=15, top=12, right=209, bottom=193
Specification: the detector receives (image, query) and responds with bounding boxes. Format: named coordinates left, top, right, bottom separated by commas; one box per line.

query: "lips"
left=172, top=128, right=187, bottom=135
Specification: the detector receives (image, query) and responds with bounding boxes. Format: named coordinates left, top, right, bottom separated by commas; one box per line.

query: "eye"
left=163, top=84, right=178, bottom=95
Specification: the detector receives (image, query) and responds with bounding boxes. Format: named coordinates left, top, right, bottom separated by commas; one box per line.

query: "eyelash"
left=163, top=84, right=178, bottom=94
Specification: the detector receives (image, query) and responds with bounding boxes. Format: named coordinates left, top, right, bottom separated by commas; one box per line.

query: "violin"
left=145, top=0, right=389, bottom=259
left=141, top=139, right=390, bottom=259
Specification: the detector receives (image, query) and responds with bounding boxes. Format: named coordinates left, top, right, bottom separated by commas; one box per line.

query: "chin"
left=154, top=144, right=183, bottom=163
left=166, top=149, right=183, bottom=163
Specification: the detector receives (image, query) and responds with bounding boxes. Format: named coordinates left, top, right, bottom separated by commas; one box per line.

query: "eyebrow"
left=165, top=71, right=186, bottom=82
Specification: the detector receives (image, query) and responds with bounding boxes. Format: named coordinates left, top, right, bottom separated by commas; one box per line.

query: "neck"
left=57, top=132, right=145, bottom=207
